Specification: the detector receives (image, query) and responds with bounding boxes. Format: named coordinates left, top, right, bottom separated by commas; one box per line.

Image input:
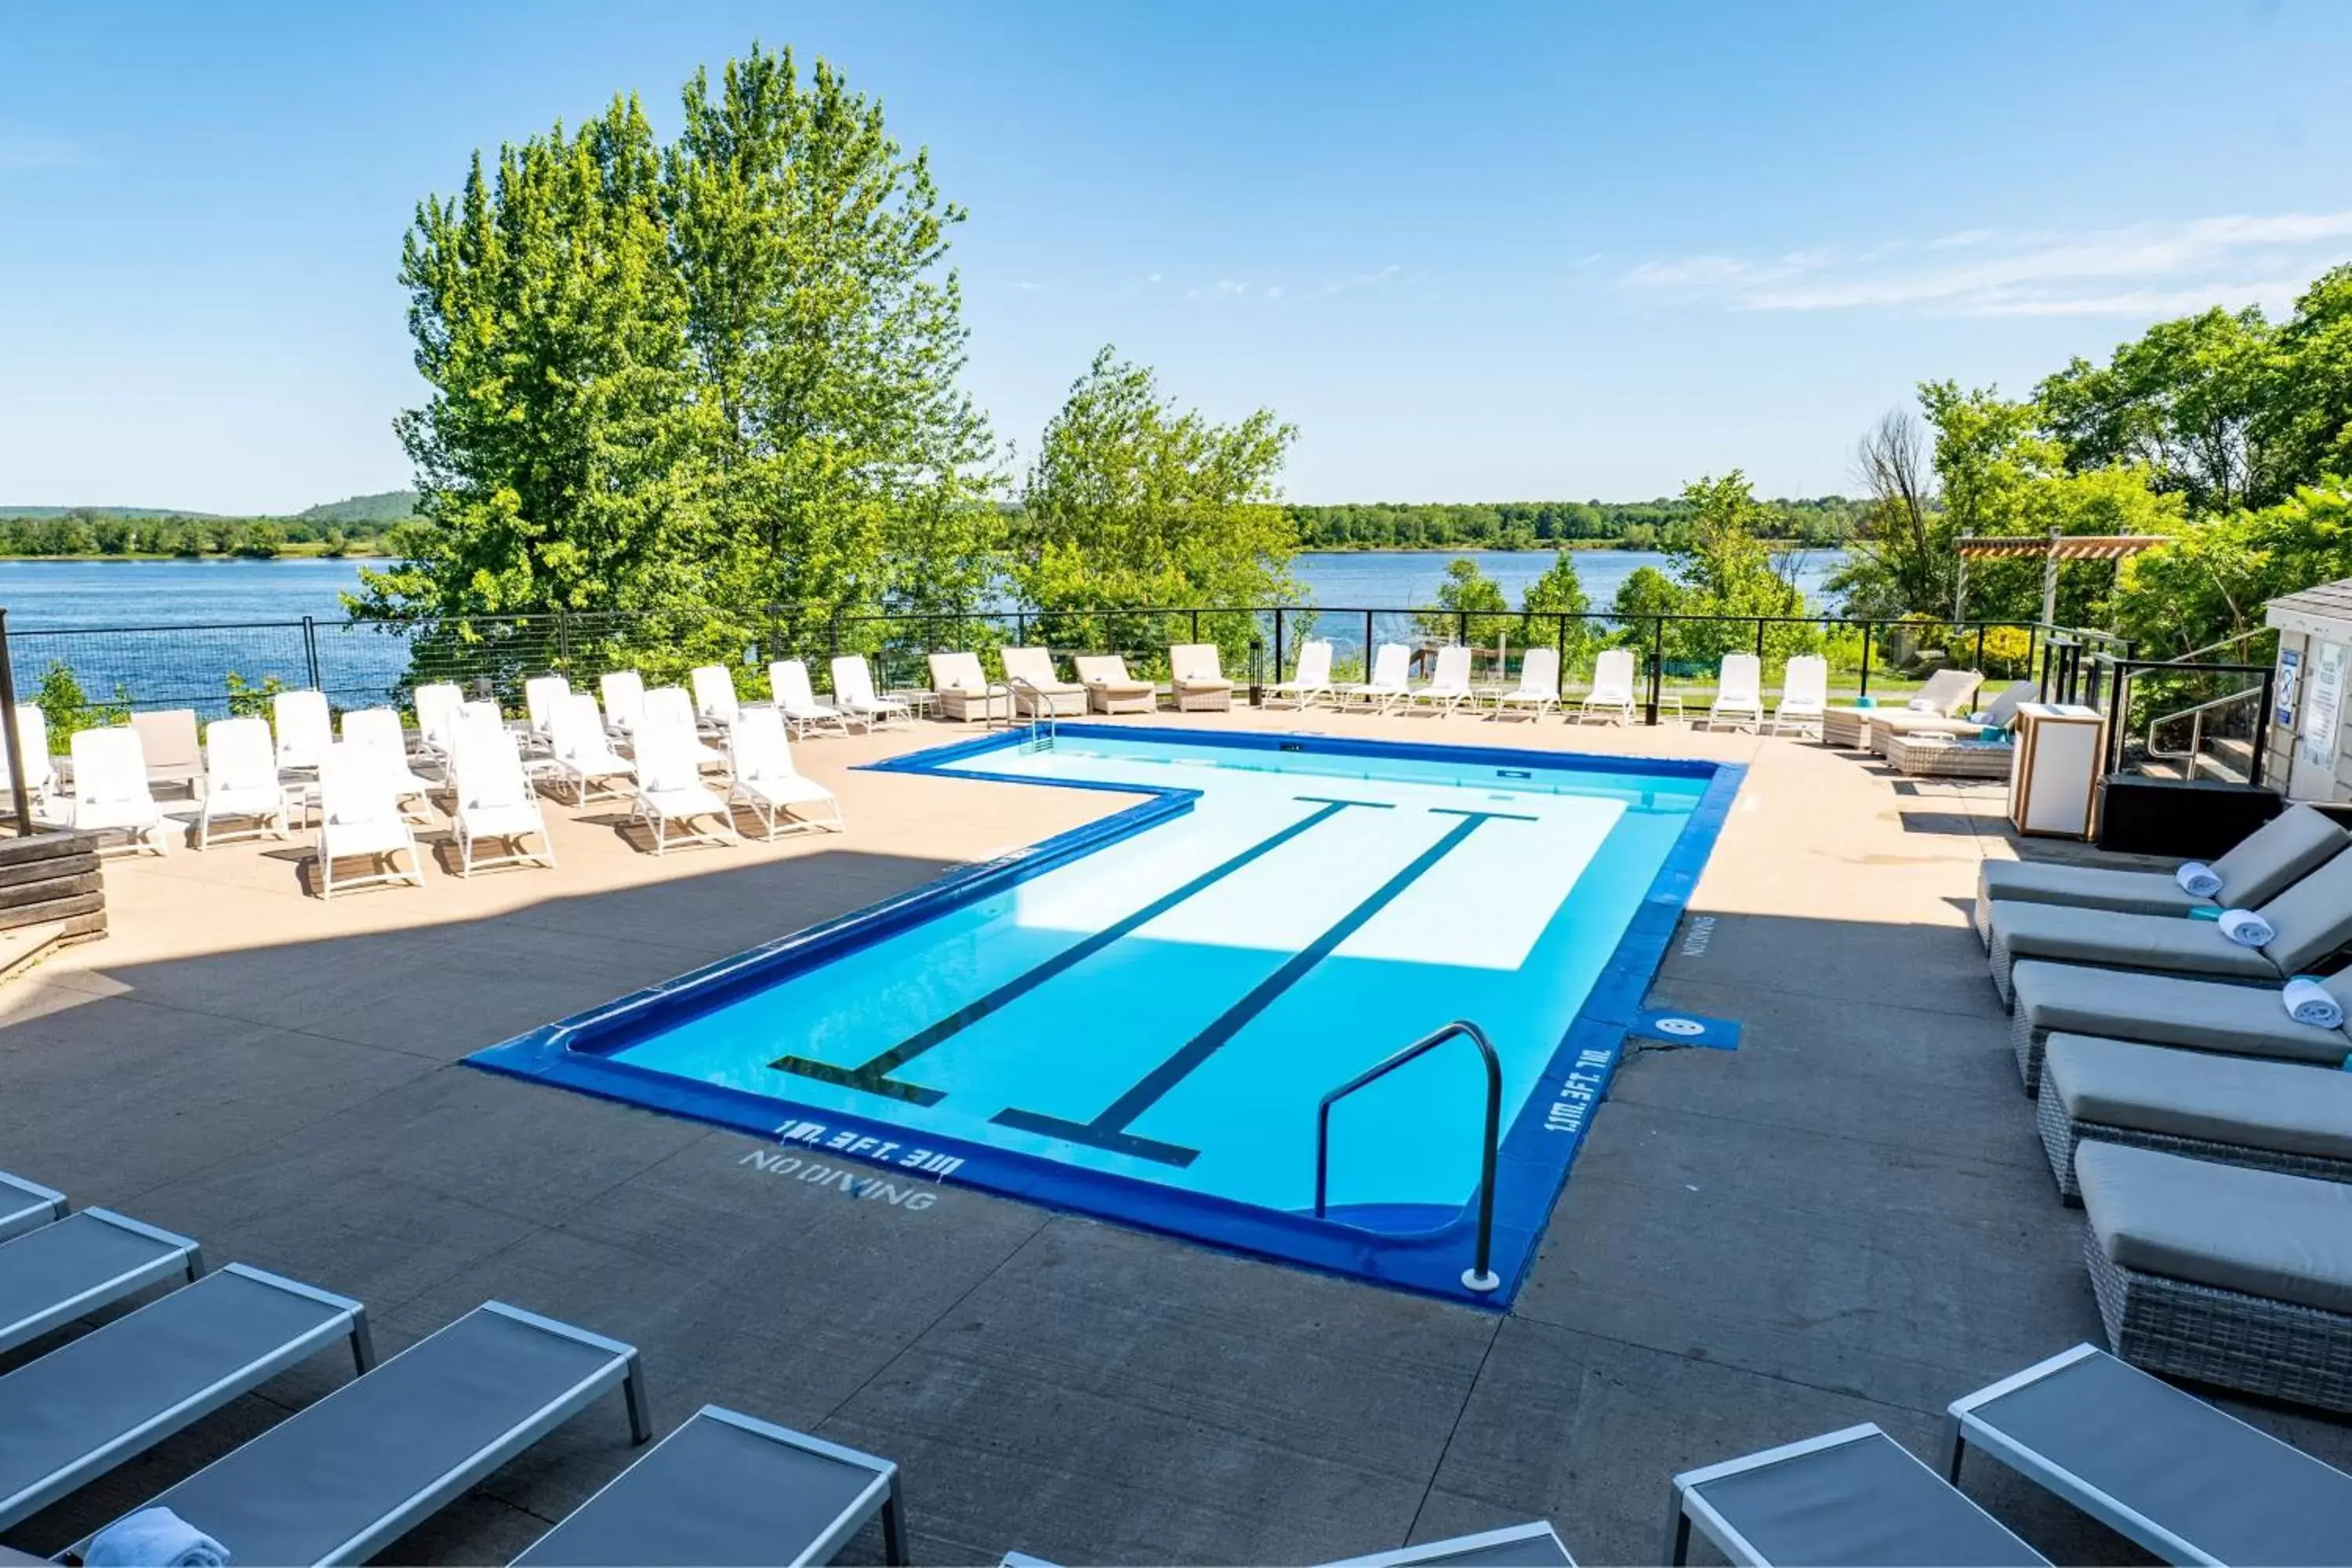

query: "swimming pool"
left=471, top=725, right=1741, bottom=1302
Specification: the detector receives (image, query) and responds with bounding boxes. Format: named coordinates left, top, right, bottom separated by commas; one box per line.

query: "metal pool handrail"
left=1006, top=675, right=1056, bottom=748
left=1314, top=1019, right=1503, bottom=1294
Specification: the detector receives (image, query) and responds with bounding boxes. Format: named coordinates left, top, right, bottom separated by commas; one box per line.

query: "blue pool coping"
left=468, top=723, right=1745, bottom=1308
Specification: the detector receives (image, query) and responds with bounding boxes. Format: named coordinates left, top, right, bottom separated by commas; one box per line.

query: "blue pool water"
left=473, top=727, right=1740, bottom=1301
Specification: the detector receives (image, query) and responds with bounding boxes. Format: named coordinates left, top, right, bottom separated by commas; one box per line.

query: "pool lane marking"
left=992, top=806, right=1537, bottom=1167
left=765, top=795, right=1394, bottom=1106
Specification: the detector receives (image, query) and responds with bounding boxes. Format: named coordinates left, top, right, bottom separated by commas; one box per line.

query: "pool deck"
left=2, top=704, right=2346, bottom=1563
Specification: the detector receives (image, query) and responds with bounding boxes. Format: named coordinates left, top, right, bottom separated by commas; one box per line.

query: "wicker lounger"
left=1972, top=802, right=2347, bottom=946
left=1073, top=655, right=1158, bottom=716
left=1882, top=733, right=2014, bottom=779
left=511, top=1403, right=904, bottom=1567
left=78, top=1301, right=652, bottom=1566
left=2077, top=1141, right=2352, bottom=1413
left=0, top=1172, right=64, bottom=1245
left=1945, top=1342, right=2352, bottom=1563
left=0, top=1263, right=371, bottom=1531
left=0, top=1210, right=203, bottom=1358
left=2037, top=1035, right=2352, bottom=1200
left=2005, top=959, right=2352, bottom=1094
left=1668, top=1423, right=2047, bottom=1566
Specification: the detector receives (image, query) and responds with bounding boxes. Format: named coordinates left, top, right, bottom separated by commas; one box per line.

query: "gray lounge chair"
left=77, top=1301, right=652, bottom=1566
left=1984, top=848, right=2352, bottom=1006
left=1668, top=1424, right=2048, bottom=1566
left=2038, top=1036, right=2352, bottom=1199
left=512, top=1403, right=903, bottom=1567
left=2005, top=959, right=2352, bottom=1094
left=2076, top=1142, right=2352, bottom=1412
left=1945, top=1342, right=2352, bottom=1564
left=1335, top=1521, right=1575, bottom=1565
left=0, top=1263, right=370, bottom=1531
left=0, top=1173, right=64, bottom=1244
left=1975, top=802, right=2347, bottom=943
left=0, top=1210, right=202, bottom=1357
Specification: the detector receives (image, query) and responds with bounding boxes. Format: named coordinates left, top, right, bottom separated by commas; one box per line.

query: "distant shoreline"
left=0, top=547, right=390, bottom=563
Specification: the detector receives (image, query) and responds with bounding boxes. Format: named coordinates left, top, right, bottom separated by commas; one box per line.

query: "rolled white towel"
left=2218, top=907, right=2275, bottom=948
left=2174, top=860, right=2223, bottom=898
left=85, top=1507, right=229, bottom=1568
left=1904, top=697, right=1934, bottom=711
left=2284, top=976, right=2344, bottom=1030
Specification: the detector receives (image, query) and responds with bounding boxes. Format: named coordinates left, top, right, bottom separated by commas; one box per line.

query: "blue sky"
left=4, top=1, right=2350, bottom=514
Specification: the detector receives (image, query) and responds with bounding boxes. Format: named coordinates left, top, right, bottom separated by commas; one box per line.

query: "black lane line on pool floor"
left=993, top=806, right=1537, bottom=1167
left=764, top=795, right=1392, bottom=1105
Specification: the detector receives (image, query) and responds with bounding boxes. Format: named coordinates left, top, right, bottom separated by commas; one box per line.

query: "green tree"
left=1519, top=549, right=1595, bottom=666
left=2037, top=306, right=2274, bottom=513
left=1419, top=557, right=1512, bottom=647
left=1664, top=471, right=1812, bottom=662
left=2258, top=266, right=2352, bottom=499
left=1014, top=346, right=1298, bottom=664
left=2113, top=478, right=2352, bottom=657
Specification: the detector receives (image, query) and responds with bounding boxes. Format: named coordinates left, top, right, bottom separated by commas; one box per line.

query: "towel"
left=85, top=1508, right=229, bottom=1568
left=2175, top=861, right=2223, bottom=898
left=1905, top=697, right=1935, bottom=711
left=2285, top=977, right=2344, bottom=1030
left=2218, top=907, right=2275, bottom=948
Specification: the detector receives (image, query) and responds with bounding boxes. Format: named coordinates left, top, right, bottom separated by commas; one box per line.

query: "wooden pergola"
left=1953, top=531, right=2165, bottom=624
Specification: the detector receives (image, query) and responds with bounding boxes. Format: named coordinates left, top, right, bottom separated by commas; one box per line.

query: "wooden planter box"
left=0, top=830, right=107, bottom=944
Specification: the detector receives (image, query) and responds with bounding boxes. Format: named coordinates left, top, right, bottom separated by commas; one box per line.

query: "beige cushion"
left=2077, top=1142, right=2352, bottom=1316
left=2047, top=1034, right=2352, bottom=1159
left=1989, top=901, right=2280, bottom=982
left=2011, top=960, right=2352, bottom=1065
left=1980, top=860, right=2208, bottom=920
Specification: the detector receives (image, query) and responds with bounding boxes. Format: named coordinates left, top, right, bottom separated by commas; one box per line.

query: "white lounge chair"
left=314, top=742, right=426, bottom=898
left=1073, top=654, right=1156, bottom=714
left=547, top=693, right=636, bottom=805
left=1578, top=647, right=1639, bottom=724
left=999, top=648, right=1086, bottom=718
left=1708, top=652, right=1765, bottom=731
left=1341, top=644, right=1411, bottom=714
left=1, top=704, right=60, bottom=820
left=632, top=724, right=738, bottom=855
left=195, top=717, right=289, bottom=849
left=1410, top=645, right=1475, bottom=715
left=771, top=659, right=850, bottom=738
left=66, top=728, right=168, bottom=855
left=522, top=675, right=572, bottom=753
left=927, top=652, right=1009, bottom=724
left=690, top=664, right=740, bottom=733
left=829, top=655, right=914, bottom=731
left=272, top=689, right=332, bottom=779
left=728, top=706, right=843, bottom=839
left=1770, top=654, right=1830, bottom=735
left=340, top=707, right=437, bottom=822
left=1266, top=640, right=1335, bottom=710
left=129, top=709, right=203, bottom=800
left=1492, top=647, right=1561, bottom=720
left=644, top=687, right=728, bottom=776
left=448, top=724, right=554, bottom=877
left=411, top=682, right=466, bottom=767
left=599, top=670, right=648, bottom=746
left=1168, top=643, right=1233, bottom=711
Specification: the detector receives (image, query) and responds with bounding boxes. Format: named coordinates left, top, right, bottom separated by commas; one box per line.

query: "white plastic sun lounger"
left=522, top=675, right=572, bottom=753
left=644, top=686, right=729, bottom=775
left=1331, top=1521, right=1575, bottom=1566
left=1, top=704, right=60, bottom=819
left=1411, top=645, right=1475, bottom=715
left=1492, top=647, right=1561, bottom=720
left=340, top=706, right=437, bottom=822
left=598, top=670, right=648, bottom=746
left=1708, top=653, right=1766, bottom=731
left=0, top=1210, right=204, bottom=1358
left=728, top=706, right=840, bottom=840
left=1947, top=1342, right=2352, bottom=1563
left=1578, top=648, right=1638, bottom=724
left=0, top=1263, right=372, bottom=1532
left=633, top=725, right=738, bottom=855
left=511, top=1403, right=905, bottom=1567
left=1769, top=655, right=1828, bottom=735
left=197, top=716, right=291, bottom=848
left=1073, top=654, right=1156, bottom=714
left=1669, top=1424, right=2048, bottom=1566
left=316, top=742, right=427, bottom=898
left=772, top=660, right=851, bottom=737
left=129, top=708, right=204, bottom=799
left=66, top=727, right=169, bottom=855
left=76, top=1301, right=652, bottom=1568
left=1342, top=644, right=1412, bottom=714
left=1169, top=643, right=1234, bottom=711
left=999, top=648, right=1085, bottom=718
left=273, top=688, right=333, bottom=778
left=412, top=681, right=466, bottom=766
left=831, top=655, right=916, bottom=730
left=548, top=694, right=636, bottom=805
left=1266, top=639, right=1335, bottom=709
left=691, top=664, right=741, bottom=732
left=449, top=724, right=556, bottom=877
left=0, top=1172, right=64, bottom=1245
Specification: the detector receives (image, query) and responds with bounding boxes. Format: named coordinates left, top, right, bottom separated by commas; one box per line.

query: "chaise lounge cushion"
left=2076, top=1142, right=2352, bottom=1316
left=2046, top=1034, right=2352, bottom=1161
left=1988, top=901, right=2282, bottom=982
left=1980, top=860, right=2211, bottom=920
left=2009, top=960, right=2352, bottom=1065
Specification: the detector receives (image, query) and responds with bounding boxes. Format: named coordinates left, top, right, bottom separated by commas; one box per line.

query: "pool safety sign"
left=1630, top=1008, right=1740, bottom=1051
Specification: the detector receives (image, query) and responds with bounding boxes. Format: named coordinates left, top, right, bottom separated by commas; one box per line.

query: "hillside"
left=0, top=505, right=221, bottom=521
left=294, top=490, right=419, bottom=524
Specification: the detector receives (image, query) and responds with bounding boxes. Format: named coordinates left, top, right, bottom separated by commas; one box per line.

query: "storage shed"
left=2263, top=577, right=2352, bottom=800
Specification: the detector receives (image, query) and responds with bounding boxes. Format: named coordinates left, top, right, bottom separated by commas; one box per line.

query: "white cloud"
left=1322, top=263, right=1401, bottom=296
left=1622, top=209, right=2352, bottom=318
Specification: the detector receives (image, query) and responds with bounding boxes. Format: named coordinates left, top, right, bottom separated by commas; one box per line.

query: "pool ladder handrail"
left=1314, top=1018, right=1502, bottom=1294
left=1007, top=675, right=1056, bottom=749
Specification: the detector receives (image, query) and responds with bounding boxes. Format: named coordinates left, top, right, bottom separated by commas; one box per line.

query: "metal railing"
left=2103, top=659, right=2277, bottom=786
left=1314, top=1019, right=1503, bottom=1294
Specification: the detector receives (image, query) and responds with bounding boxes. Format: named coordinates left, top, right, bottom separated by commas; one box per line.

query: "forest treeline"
left=1285, top=496, right=1862, bottom=550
